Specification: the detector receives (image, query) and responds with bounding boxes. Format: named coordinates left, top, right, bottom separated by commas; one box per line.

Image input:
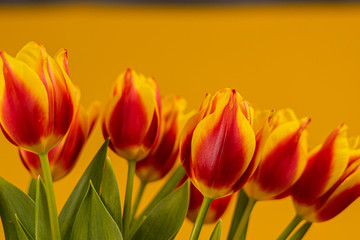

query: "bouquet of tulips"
left=1, top=42, right=360, bottom=240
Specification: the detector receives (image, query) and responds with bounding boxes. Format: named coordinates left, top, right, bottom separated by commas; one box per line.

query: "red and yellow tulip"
left=0, top=42, right=76, bottom=153
left=136, top=95, right=191, bottom=182
left=292, top=125, right=360, bottom=222
left=102, top=68, right=161, bottom=161
left=180, top=88, right=256, bottom=199
left=187, top=181, right=232, bottom=224
left=244, top=109, right=310, bottom=200
left=19, top=102, right=99, bottom=181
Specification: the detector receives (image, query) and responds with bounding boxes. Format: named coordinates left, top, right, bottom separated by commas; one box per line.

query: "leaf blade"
left=59, top=139, right=109, bottom=239
left=70, top=181, right=123, bottom=240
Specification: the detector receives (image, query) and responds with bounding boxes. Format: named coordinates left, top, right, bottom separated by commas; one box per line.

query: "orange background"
left=1, top=4, right=360, bottom=239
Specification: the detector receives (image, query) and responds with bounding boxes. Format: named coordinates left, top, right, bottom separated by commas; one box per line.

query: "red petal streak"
left=316, top=184, right=360, bottom=222
left=293, top=126, right=348, bottom=205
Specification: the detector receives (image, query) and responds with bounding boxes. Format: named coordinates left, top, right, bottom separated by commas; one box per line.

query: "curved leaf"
left=131, top=180, right=189, bottom=240
left=131, top=165, right=185, bottom=235
left=70, top=181, right=123, bottom=240
left=100, top=157, right=122, bottom=232
left=14, top=215, right=32, bottom=240
left=0, top=177, right=35, bottom=240
left=27, top=178, right=36, bottom=201
left=59, top=139, right=109, bottom=239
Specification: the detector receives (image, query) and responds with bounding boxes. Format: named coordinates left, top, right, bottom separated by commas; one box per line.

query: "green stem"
left=189, top=196, right=213, bottom=240
left=232, top=197, right=257, bottom=240
left=123, top=160, right=136, bottom=239
left=227, top=189, right=249, bottom=240
left=289, top=221, right=312, bottom=240
left=276, top=214, right=303, bottom=240
left=131, top=181, right=147, bottom=221
left=38, top=152, right=61, bottom=240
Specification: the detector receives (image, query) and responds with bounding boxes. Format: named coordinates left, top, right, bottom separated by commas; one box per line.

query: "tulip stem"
left=232, top=197, right=257, bottom=240
left=276, top=214, right=303, bottom=240
left=123, top=160, right=136, bottom=240
left=189, top=195, right=213, bottom=240
left=131, top=180, right=147, bottom=221
left=38, top=152, right=61, bottom=240
left=289, top=221, right=312, bottom=240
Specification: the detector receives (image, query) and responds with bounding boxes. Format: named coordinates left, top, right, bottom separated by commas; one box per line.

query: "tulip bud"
left=187, top=181, right=232, bottom=224
left=135, top=95, right=192, bottom=182
left=180, top=88, right=256, bottom=199
left=0, top=42, right=76, bottom=153
left=102, top=69, right=161, bottom=161
left=291, top=125, right=360, bottom=222
left=244, top=109, right=310, bottom=200
left=19, top=102, right=99, bottom=181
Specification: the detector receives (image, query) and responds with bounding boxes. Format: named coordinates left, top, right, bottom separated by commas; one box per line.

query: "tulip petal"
left=0, top=52, right=49, bottom=152
left=293, top=125, right=349, bottom=205
left=311, top=169, right=360, bottom=222
left=251, top=120, right=309, bottom=200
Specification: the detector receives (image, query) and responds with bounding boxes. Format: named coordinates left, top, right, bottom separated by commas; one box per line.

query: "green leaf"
left=289, top=222, right=312, bottom=240
left=70, top=181, right=123, bottom=240
left=35, top=177, right=51, bottom=240
left=131, top=165, right=185, bottom=234
left=14, top=215, right=32, bottom=240
left=27, top=178, right=36, bottom=201
left=131, top=180, right=189, bottom=240
left=100, top=157, right=122, bottom=232
left=0, top=177, right=35, bottom=240
left=59, top=139, right=109, bottom=239
left=210, top=220, right=222, bottom=240
left=227, top=189, right=249, bottom=240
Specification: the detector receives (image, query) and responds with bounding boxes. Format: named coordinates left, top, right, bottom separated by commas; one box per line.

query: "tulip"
left=0, top=42, right=76, bottom=154
left=244, top=109, right=310, bottom=201
left=19, top=102, right=99, bottom=181
left=102, top=68, right=161, bottom=238
left=292, top=125, right=360, bottom=222
left=277, top=125, right=360, bottom=240
left=187, top=181, right=232, bottom=224
left=0, top=42, right=77, bottom=240
left=102, top=68, right=161, bottom=162
left=180, top=88, right=256, bottom=240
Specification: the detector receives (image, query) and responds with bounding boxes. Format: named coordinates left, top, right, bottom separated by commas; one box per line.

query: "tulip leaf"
left=131, top=180, right=189, bottom=240
left=70, top=181, right=123, bottom=240
left=210, top=220, right=223, bottom=240
left=14, top=215, right=33, bottom=240
left=131, top=165, right=185, bottom=235
left=27, top=178, right=36, bottom=201
left=100, top=157, right=122, bottom=232
left=59, top=139, right=109, bottom=239
left=227, top=189, right=249, bottom=240
left=0, top=177, right=35, bottom=240
left=35, top=177, right=51, bottom=240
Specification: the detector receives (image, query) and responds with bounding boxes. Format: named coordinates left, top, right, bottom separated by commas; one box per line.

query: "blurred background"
left=1, top=1, right=360, bottom=240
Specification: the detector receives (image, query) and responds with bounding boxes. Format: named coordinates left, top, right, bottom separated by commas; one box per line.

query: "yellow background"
left=1, top=4, right=360, bottom=239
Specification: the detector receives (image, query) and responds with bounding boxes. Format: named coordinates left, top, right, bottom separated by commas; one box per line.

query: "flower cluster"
left=1, top=42, right=360, bottom=240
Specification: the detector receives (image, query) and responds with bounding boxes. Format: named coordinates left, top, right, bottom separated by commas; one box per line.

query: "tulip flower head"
left=292, top=125, right=360, bottom=222
left=102, top=68, right=161, bottom=161
left=0, top=42, right=76, bottom=153
left=136, top=95, right=191, bottom=182
left=187, top=181, right=232, bottom=224
left=19, top=102, right=99, bottom=181
left=180, top=88, right=256, bottom=199
left=244, top=109, right=310, bottom=201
